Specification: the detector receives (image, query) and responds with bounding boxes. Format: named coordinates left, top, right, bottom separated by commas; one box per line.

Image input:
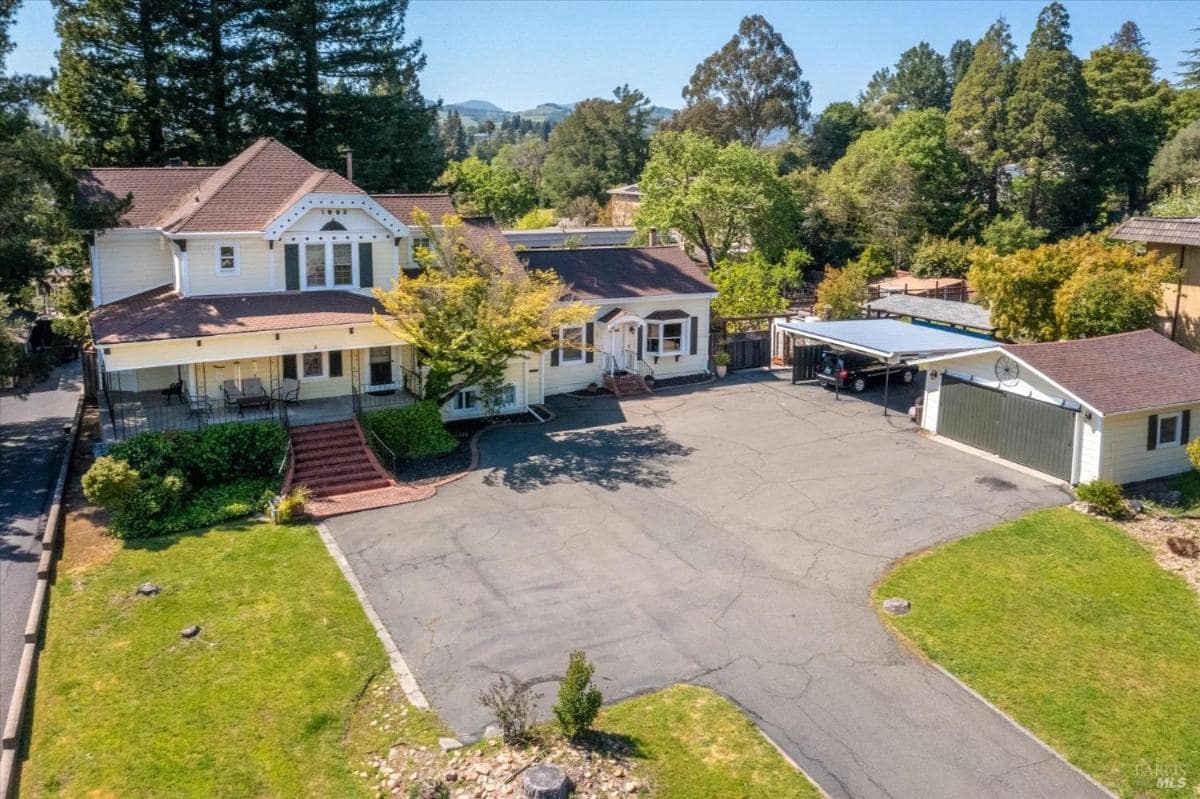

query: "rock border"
left=0, top=388, right=84, bottom=798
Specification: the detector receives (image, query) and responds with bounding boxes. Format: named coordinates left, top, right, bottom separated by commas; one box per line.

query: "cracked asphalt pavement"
left=326, top=370, right=1102, bottom=799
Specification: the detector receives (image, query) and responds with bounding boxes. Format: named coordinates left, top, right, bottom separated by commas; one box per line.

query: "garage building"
left=918, top=329, right=1200, bottom=484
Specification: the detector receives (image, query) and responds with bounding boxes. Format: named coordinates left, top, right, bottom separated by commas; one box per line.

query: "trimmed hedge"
left=362, top=401, right=457, bottom=459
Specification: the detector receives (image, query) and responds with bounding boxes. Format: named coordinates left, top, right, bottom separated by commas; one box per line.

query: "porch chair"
left=241, top=377, right=269, bottom=398
left=221, top=379, right=243, bottom=410
left=181, top=387, right=213, bottom=418
left=271, top=377, right=300, bottom=406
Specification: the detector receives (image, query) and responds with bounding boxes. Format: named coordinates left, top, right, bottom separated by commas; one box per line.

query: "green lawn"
left=597, top=685, right=823, bottom=799
left=876, top=507, right=1200, bottom=798
left=1168, top=471, right=1200, bottom=514
left=24, top=522, right=388, bottom=798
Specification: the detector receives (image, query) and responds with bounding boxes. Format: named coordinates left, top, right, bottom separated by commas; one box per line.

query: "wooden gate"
left=791, top=344, right=824, bottom=382
left=722, top=332, right=771, bottom=371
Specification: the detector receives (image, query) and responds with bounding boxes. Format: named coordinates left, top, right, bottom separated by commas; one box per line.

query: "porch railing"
left=102, top=387, right=290, bottom=441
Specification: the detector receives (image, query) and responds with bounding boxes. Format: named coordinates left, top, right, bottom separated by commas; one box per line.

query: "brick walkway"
left=307, top=483, right=437, bottom=520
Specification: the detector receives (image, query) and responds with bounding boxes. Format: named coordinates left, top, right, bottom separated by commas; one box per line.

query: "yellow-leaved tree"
left=374, top=211, right=592, bottom=408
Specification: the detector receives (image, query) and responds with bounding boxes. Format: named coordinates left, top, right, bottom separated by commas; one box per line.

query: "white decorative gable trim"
left=264, top=192, right=410, bottom=240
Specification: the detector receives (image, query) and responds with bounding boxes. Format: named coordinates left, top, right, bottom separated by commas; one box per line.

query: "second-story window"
left=217, top=244, right=238, bottom=274
left=333, top=243, right=353, bottom=286
left=305, top=244, right=325, bottom=286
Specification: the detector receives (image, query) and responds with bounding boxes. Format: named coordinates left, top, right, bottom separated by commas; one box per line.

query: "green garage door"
left=938, top=377, right=1076, bottom=480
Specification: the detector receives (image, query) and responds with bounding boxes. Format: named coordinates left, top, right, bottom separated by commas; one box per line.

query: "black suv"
left=815, top=350, right=916, bottom=393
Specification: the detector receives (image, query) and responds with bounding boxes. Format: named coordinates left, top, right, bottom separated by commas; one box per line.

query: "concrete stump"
left=882, top=597, right=911, bottom=615
left=523, top=763, right=570, bottom=799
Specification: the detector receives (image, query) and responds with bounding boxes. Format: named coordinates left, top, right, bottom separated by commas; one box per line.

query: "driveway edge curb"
left=0, top=388, right=84, bottom=799
left=925, top=661, right=1118, bottom=798
left=315, top=522, right=430, bottom=709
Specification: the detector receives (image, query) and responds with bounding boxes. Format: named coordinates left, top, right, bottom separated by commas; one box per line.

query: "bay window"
left=646, top=321, right=684, bottom=355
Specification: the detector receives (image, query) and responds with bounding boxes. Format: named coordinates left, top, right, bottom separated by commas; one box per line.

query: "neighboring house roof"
left=872, top=272, right=967, bottom=293
left=371, top=193, right=456, bottom=227
left=75, top=167, right=220, bottom=228
left=866, top=294, right=995, bottom=333
left=90, top=284, right=382, bottom=345
left=76, top=138, right=366, bottom=234
left=503, top=226, right=636, bottom=249
left=1001, top=329, right=1200, bottom=416
left=606, top=184, right=641, bottom=197
left=519, top=246, right=715, bottom=301
left=1110, top=216, right=1200, bottom=247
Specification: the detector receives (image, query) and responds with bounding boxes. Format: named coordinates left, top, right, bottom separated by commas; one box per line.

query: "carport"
left=774, top=318, right=991, bottom=415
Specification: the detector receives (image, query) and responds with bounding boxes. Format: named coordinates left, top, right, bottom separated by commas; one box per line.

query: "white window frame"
left=300, top=351, right=327, bottom=381
left=499, top=383, right=517, bottom=408
left=646, top=320, right=687, bottom=355
left=215, top=242, right=240, bottom=276
left=301, top=241, right=358, bottom=290
left=1157, top=412, right=1183, bottom=448
left=453, top=388, right=479, bottom=412
left=558, top=325, right=584, bottom=363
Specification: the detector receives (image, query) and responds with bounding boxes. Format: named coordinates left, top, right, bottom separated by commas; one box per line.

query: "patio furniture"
left=182, top=387, right=213, bottom=418
left=272, top=377, right=300, bottom=405
left=161, top=379, right=184, bottom=404
left=236, top=392, right=272, bottom=415
left=222, top=379, right=243, bottom=410
left=242, top=377, right=268, bottom=398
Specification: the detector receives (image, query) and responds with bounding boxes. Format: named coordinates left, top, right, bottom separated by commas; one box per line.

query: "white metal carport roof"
left=775, top=319, right=992, bottom=364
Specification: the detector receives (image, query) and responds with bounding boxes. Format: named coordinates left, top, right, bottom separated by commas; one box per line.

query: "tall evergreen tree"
left=441, top=110, right=469, bottom=162
left=947, top=19, right=1016, bottom=214
left=948, top=39, right=976, bottom=90
left=1005, top=2, right=1092, bottom=230
left=1084, top=22, right=1171, bottom=210
left=892, top=42, right=951, bottom=112
left=49, top=0, right=179, bottom=164
left=858, top=67, right=899, bottom=127
left=176, top=0, right=256, bottom=163
left=1180, top=25, right=1200, bottom=89
left=809, top=101, right=874, bottom=169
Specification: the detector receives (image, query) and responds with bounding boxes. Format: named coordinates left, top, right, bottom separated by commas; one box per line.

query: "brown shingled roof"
left=90, top=284, right=382, bottom=345
left=1110, top=216, right=1200, bottom=247
left=520, top=246, right=715, bottom=301
left=1002, top=329, right=1200, bottom=415
left=371, top=193, right=456, bottom=227
left=76, top=138, right=366, bottom=234
left=75, top=167, right=219, bottom=228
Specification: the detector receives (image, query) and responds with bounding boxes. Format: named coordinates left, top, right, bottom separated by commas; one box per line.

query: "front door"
left=619, top=324, right=640, bottom=370
left=369, top=347, right=393, bottom=386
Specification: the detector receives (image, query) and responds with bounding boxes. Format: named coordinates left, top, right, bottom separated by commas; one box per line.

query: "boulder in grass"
left=180, top=625, right=201, bottom=639
left=136, top=582, right=161, bottom=596
left=882, top=597, right=911, bottom=615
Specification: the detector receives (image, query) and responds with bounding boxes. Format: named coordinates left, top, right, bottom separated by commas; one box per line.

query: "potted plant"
left=712, top=350, right=731, bottom=378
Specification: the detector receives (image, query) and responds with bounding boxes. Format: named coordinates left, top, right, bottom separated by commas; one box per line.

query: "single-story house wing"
left=917, top=329, right=1200, bottom=484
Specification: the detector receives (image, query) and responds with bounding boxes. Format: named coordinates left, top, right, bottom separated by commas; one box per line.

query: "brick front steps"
left=284, top=420, right=435, bottom=519
left=602, top=372, right=651, bottom=397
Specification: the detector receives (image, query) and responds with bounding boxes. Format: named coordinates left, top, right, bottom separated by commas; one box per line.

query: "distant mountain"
left=442, top=99, right=676, bottom=131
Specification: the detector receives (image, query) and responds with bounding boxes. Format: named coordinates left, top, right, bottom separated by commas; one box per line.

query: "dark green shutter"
left=1147, top=414, right=1158, bottom=450
left=1182, top=410, right=1191, bottom=443
left=358, top=242, right=373, bottom=288
left=584, top=322, right=594, bottom=363
left=282, top=354, right=297, bottom=379
left=550, top=335, right=560, bottom=367
left=329, top=350, right=343, bottom=377
left=690, top=316, right=699, bottom=355
left=636, top=327, right=643, bottom=360
left=284, top=244, right=300, bottom=291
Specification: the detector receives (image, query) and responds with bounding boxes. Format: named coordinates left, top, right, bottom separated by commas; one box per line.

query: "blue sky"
left=8, top=0, right=1197, bottom=112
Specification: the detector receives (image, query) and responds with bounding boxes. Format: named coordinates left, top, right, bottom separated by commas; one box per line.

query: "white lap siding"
left=542, top=298, right=712, bottom=396
left=1098, top=406, right=1198, bottom=484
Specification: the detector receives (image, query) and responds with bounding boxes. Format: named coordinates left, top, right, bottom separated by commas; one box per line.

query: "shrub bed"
left=361, top=401, right=456, bottom=459
left=84, top=422, right=286, bottom=538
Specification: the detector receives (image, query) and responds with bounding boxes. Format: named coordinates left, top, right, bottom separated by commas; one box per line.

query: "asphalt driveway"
left=327, top=371, right=1101, bottom=799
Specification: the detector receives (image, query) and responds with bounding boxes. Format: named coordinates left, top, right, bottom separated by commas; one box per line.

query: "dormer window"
left=216, top=243, right=239, bottom=275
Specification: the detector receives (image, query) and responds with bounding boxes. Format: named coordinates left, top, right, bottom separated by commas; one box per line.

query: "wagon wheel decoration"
left=994, top=355, right=1020, bottom=386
